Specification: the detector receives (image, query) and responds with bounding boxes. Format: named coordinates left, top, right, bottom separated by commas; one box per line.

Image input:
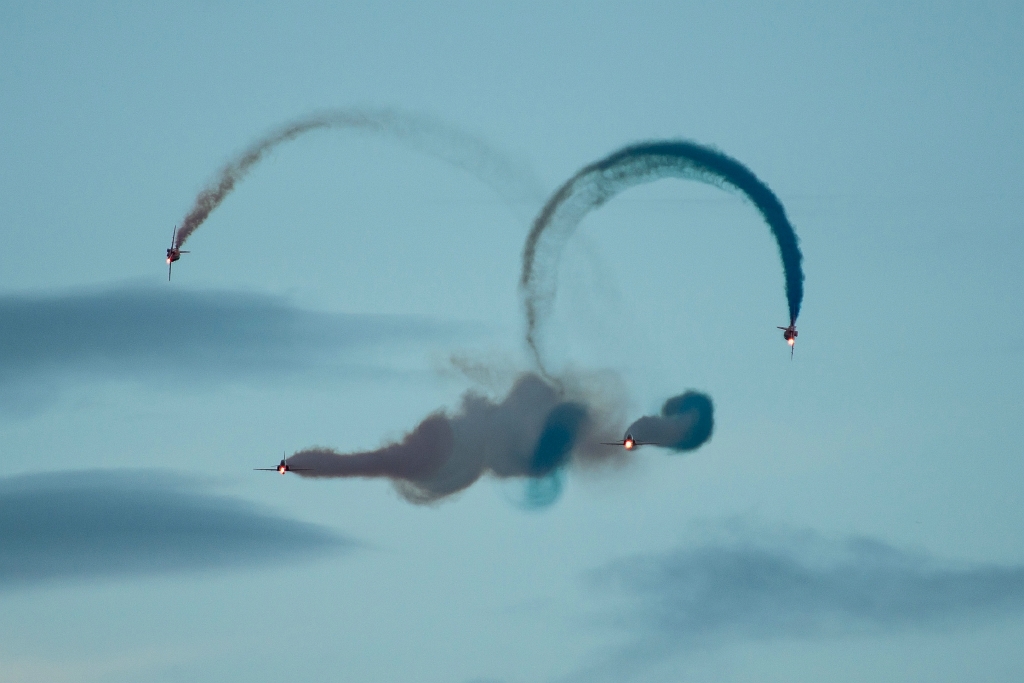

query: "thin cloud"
left=0, top=469, right=352, bottom=588
left=0, top=284, right=466, bottom=412
left=581, top=525, right=1024, bottom=679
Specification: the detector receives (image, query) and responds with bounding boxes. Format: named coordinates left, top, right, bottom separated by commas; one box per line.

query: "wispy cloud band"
left=0, top=284, right=466, bottom=413
left=580, top=526, right=1024, bottom=680
left=0, top=469, right=350, bottom=588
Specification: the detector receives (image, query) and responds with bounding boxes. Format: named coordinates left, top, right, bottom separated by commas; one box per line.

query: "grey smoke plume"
left=175, top=108, right=543, bottom=248
left=288, top=373, right=714, bottom=504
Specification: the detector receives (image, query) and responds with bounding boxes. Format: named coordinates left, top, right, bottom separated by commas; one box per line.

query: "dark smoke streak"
left=521, top=140, right=804, bottom=372
left=288, top=374, right=714, bottom=505
left=176, top=108, right=543, bottom=248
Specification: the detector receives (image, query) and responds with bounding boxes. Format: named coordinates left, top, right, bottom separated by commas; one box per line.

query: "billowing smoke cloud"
left=288, top=373, right=713, bottom=504
left=625, top=392, right=714, bottom=451
left=175, top=108, right=543, bottom=248
left=521, top=140, right=804, bottom=372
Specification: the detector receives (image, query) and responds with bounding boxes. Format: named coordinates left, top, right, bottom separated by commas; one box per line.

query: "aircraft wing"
left=253, top=467, right=314, bottom=471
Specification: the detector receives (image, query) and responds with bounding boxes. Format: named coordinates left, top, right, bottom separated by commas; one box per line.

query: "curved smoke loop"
left=521, top=140, right=804, bottom=373
left=175, top=108, right=543, bottom=249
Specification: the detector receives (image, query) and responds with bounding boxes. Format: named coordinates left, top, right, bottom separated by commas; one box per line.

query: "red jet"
left=166, top=226, right=189, bottom=281
left=601, top=433, right=658, bottom=451
left=254, top=456, right=312, bottom=475
left=778, top=322, right=798, bottom=358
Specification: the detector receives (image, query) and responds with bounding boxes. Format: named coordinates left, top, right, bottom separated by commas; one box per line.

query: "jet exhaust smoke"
left=175, top=108, right=543, bottom=249
left=625, top=392, right=714, bottom=451
left=521, top=140, right=804, bottom=372
left=287, top=373, right=714, bottom=504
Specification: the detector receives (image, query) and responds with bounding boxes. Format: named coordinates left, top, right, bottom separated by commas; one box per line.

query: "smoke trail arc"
left=521, top=140, right=804, bottom=372
left=174, top=108, right=543, bottom=249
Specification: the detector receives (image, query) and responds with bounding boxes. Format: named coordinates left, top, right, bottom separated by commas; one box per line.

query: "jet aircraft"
left=601, top=433, right=658, bottom=451
left=778, top=322, right=798, bottom=358
left=255, top=456, right=311, bottom=475
left=166, top=227, right=189, bottom=281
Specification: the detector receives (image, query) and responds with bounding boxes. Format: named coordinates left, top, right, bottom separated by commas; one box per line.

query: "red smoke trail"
left=175, top=108, right=544, bottom=249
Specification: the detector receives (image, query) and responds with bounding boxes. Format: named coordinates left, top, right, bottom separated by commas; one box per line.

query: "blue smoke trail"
left=516, top=472, right=564, bottom=510
left=506, top=401, right=588, bottom=509
left=530, top=402, right=589, bottom=476
left=521, top=140, right=804, bottom=372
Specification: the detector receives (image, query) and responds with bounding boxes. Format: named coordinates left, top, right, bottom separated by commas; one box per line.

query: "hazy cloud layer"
left=584, top=526, right=1024, bottom=678
left=0, top=284, right=463, bottom=412
left=0, top=469, right=350, bottom=588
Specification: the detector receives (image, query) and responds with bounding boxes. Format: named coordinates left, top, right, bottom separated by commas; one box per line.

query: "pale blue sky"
left=1, top=2, right=1022, bottom=681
